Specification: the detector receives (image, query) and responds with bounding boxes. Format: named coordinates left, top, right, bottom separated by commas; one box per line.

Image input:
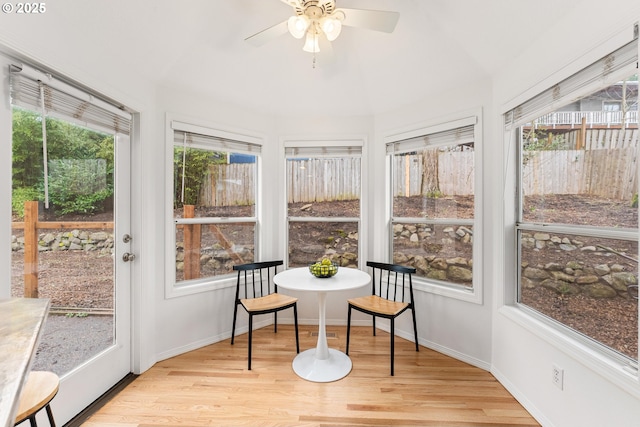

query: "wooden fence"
left=392, top=152, right=474, bottom=197
left=287, top=157, right=361, bottom=203
left=564, top=128, right=639, bottom=150
left=196, top=144, right=637, bottom=206
left=11, top=201, right=113, bottom=298
left=199, top=163, right=255, bottom=206
left=522, top=147, right=638, bottom=200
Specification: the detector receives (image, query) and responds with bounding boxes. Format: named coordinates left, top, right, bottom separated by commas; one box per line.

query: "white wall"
left=491, top=1, right=640, bottom=426
left=152, top=81, right=497, bottom=374
left=153, top=86, right=380, bottom=359
left=374, top=77, right=494, bottom=368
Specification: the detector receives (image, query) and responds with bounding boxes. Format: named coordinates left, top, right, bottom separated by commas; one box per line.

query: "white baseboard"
left=491, top=366, right=549, bottom=427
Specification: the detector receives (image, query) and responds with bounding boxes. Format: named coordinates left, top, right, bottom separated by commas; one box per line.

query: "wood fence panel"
left=522, top=148, right=638, bottom=200
left=582, top=128, right=638, bottom=150
left=200, top=163, right=255, bottom=207
left=439, top=151, right=474, bottom=196
left=197, top=145, right=636, bottom=206
left=23, top=201, right=38, bottom=298
left=286, top=158, right=361, bottom=203
left=564, top=129, right=638, bottom=150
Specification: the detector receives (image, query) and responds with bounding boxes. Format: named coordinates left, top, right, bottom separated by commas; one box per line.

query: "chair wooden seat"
left=347, top=295, right=409, bottom=317
left=346, top=261, right=419, bottom=376
left=231, top=260, right=300, bottom=370
left=15, top=371, right=59, bottom=426
left=241, top=293, right=298, bottom=313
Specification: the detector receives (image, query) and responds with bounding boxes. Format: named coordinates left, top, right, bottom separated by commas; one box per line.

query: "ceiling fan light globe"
left=288, top=15, right=309, bottom=39
left=321, top=17, right=342, bottom=41
left=302, top=32, right=320, bottom=53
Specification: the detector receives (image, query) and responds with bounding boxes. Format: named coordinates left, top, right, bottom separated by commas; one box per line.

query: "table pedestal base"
left=292, top=348, right=352, bottom=382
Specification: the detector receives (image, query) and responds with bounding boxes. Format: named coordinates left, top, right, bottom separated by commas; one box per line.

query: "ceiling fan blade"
left=245, top=20, right=289, bottom=47
left=338, top=8, right=399, bottom=33
left=280, top=0, right=302, bottom=8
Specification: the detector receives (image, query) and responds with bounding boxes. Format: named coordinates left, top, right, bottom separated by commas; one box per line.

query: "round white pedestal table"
left=274, top=267, right=370, bottom=382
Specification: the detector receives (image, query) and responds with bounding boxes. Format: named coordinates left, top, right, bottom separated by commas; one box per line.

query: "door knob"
left=122, top=252, right=136, bottom=262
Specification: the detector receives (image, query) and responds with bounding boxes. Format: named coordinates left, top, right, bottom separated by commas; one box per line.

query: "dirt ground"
left=12, top=194, right=638, bottom=372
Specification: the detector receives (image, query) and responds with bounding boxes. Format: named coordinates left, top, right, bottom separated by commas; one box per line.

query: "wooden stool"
left=14, top=371, right=59, bottom=427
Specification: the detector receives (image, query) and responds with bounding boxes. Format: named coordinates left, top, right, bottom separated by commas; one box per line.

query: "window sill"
left=165, top=274, right=236, bottom=299
left=413, top=277, right=482, bottom=305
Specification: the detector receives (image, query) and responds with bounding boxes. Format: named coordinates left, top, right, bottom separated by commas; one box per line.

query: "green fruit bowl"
left=309, top=261, right=339, bottom=278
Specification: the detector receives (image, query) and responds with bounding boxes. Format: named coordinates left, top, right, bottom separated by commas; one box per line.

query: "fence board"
left=521, top=147, right=638, bottom=200
left=196, top=145, right=636, bottom=206
left=565, top=128, right=639, bottom=150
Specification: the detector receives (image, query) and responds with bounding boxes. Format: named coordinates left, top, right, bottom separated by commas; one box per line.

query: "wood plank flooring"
left=84, top=325, right=540, bottom=426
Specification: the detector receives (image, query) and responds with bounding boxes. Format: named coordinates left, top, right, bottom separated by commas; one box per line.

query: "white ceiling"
left=0, top=0, right=583, bottom=117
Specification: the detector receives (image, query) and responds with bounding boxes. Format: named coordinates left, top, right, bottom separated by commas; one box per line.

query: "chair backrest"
left=233, top=260, right=283, bottom=300
left=366, top=261, right=416, bottom=304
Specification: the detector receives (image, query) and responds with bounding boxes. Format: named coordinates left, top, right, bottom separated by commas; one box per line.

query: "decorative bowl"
left=309, top=261, right=339, bottom=278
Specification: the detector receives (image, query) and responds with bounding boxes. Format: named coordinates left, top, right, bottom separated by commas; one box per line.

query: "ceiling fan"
left=245, top=0, right=399, bottom=54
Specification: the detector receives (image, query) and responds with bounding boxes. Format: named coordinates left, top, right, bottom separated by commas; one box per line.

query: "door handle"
left=122, top=252, right=136, bottom=262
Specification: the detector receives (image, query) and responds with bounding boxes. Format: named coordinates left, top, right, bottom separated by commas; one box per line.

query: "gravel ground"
left=32, top=314, right=113, bottom=377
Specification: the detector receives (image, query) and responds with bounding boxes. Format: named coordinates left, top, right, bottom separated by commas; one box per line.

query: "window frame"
left=502, top=33, right=640, bottom=390
left=283, top=137, right=366, bottom=270
left=165, top=115, right=264, bottom=298
left=384, top=112, right=483, bottom=304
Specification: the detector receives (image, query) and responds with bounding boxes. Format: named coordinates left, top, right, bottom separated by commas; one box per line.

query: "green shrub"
left=47, top=159, right=112, bottom=216
left=53, top=188, right=112, bottom=215
left=12, top=187, right=41, bottom=218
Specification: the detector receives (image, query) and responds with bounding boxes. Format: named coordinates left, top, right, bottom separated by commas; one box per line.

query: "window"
left=387, top=117, right=477, bottom=291
left=506, top=39, right=638, bottom=364
left=169, top=120, right=260, bottom=292
left=603, top=101, right=622, bottom=111
left=285, top=141, right=362, bottom=268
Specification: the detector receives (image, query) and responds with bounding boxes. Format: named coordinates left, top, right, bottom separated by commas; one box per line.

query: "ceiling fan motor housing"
left=295, top=0, right=336, bottom=18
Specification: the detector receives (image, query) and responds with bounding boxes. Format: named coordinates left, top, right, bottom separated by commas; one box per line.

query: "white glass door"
left=9, top=107, right=132, bottom=423
left=51, top=132, right=132, bottom=423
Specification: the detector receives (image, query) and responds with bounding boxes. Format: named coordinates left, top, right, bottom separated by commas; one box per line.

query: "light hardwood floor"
left=84, top=325, right=540, bottom=426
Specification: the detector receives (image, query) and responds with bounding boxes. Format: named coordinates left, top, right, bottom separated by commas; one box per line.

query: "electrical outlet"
left=552, top=364, right=564, bottom=390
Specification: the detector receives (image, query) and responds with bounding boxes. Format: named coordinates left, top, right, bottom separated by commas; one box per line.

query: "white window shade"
left=386, top=124, right=475, bottom=155
left=10, top=64, right=131, bottom=135
left=285, top=145, right=362, bottom=157
left=173, top=130, right=261, bottom=155
left=505, top=38, right=638, bottom=130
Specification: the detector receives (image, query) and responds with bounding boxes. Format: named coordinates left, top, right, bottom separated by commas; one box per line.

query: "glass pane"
left=175, top=222, right=255, bottom=281
left=11, top=107, right=115, bottom=376
left=392, top=145, right=474, bottom=220
left=288, top=221, right=359, bottom=268
left=287, top=157, right=360, bottom=217
left=392, top=222, right=473, bottom=287
left=174, top=146, right=255, bottom=218
left=519, top=231, right=638, bottom=359
left=520, top=74, right=638, bottom=228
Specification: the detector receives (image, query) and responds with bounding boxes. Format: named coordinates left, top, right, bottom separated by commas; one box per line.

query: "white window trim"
left=282, top=135, right=367, bottom=270
left=383, top=109, right=483, bottom=305
left=500, top=26, right=640, bottom=391
left=165, top=113, right=265, bottom=299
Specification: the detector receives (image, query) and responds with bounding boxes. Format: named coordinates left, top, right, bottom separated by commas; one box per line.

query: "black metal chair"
left=231, top=260, right=299, bottom=370
left=346, top=261, right=419, bottom=375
